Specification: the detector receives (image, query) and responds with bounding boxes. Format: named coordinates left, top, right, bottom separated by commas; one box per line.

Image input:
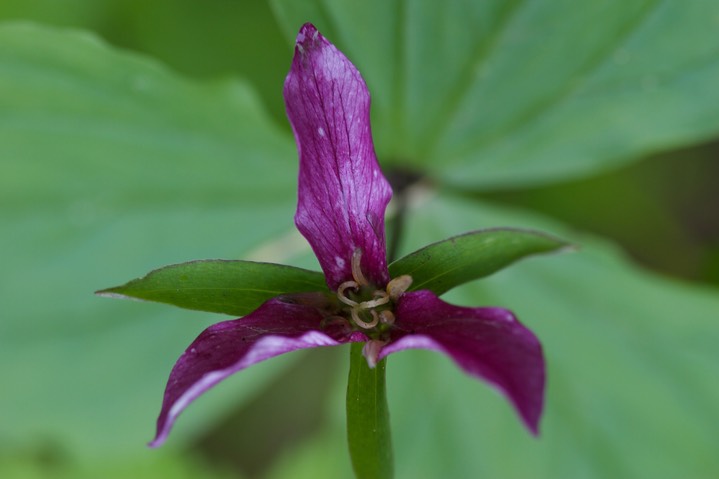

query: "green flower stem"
left=346, top=342, right=393, bottom=479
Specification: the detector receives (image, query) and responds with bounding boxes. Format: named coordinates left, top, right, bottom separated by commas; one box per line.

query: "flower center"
left=335, top=249, right=412, bottom=337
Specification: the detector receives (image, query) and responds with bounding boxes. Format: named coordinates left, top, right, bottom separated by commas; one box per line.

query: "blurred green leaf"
left=98, top=260, right=326, bottom=316
left=265, top=427, right=350, bottom=479
left=99, top=0, right=291, bottom=123
left=0, top=451, right=240, bottom=479
left=384, top=193, right=719, bottom=478
left=0, top=22, right=296, bottom=207
left=0, top=0, right=109, bottom=27
left=389, top=228, right=570, bottom=295
left=0, top=23, right=303, bottom=459
left=272, top=0, right=719, bottom=187
left=0, top=1, right=290, bottom=122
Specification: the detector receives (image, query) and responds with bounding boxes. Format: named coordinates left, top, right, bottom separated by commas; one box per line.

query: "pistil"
left=334, top=249, right=413, bottom=334
left=351, top=308, right=379, bottom=329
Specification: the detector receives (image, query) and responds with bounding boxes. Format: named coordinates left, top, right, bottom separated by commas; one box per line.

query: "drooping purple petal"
left=381, top=290, right=545, bottom=434
left=150, top=296, right=366, bottom=447
left=284, top=23, right=392, bottom=290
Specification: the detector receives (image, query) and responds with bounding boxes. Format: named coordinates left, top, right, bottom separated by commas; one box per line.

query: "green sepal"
left=97, top=260, right=327, bottom=316
left=389, top=228, right=571, bottom=296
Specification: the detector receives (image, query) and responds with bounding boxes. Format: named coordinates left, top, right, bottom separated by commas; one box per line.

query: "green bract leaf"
left=273, top=0, right=719, bottom=187
left=389, top=228, right=570, bottom=295
left=0, top=23, right=301, bottom=459
left=98, top=260, right=327, bottom=316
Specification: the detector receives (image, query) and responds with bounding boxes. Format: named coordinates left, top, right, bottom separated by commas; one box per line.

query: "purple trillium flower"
left=149, top=23, right=544, bottom=447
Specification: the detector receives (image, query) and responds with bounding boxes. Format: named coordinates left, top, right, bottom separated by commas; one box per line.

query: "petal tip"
left=294, top=23, right=323, bottom=54
left=147, top=435, right=165, bottom=449
left=148, top=420, right=172, bottom=448
left=523, top=410, right=542, bottom=436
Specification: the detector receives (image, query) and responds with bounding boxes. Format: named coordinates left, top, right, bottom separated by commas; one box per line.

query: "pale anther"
left=351, top=249, right=369, bottom=286
left=337, top=280, right=359, bottom=307
left=379, top=310, right=395, bottom=326
left=387, top=274, right=413, bottom=302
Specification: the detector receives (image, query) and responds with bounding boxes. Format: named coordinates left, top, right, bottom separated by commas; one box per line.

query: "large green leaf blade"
left=389, top=228, right=570, bottom=295
left=272, top=0, right=719, bottom=187
left=98, top=260, right=327, bottom=316
left=386, top=194, right=719, bottom=478
left=0, top=22, right=297, bottom=206
left=0, top=23, right=303, bottom=459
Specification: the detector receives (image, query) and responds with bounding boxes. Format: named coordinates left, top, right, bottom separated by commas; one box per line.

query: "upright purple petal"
left=284, top=23, right=392, bottom=290
left=150, top=296, right=366, bottom=447
left=381, top=291, right=545, bottom=434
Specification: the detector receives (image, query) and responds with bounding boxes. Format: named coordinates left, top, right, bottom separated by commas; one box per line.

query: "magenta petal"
left=382, top=290, right=546, bottom=434
left=150, top=297, right=364, bottom=447
left=284, top=23, right=392, bottom=290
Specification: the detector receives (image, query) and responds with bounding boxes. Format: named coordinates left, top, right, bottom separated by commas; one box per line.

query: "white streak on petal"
left=150, top=331, right=342, bottom=447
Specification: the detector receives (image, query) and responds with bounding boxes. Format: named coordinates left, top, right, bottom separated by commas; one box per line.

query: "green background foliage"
left=1, top=1, right=717, bottom=477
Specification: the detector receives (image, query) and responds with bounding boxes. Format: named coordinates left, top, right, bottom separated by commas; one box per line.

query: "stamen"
left=358, top=291, right=390, bottom=309
left=337, top=281, right=359, bottom=307
left=351, top=249, right=369, bottom=286
left=387, top=275, right=413, bottom=302
left=350, top=308, right=379, bottom=329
